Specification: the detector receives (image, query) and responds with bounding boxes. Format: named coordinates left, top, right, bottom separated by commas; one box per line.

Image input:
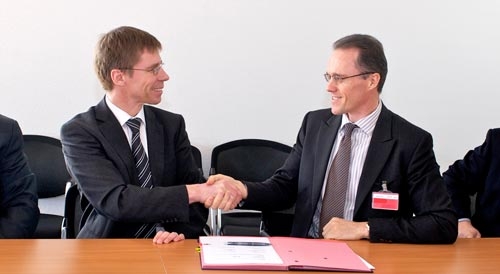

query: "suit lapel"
left=144, top=107, right=164, bottom=187
left=311, top=115, right=342, bottom=207
left=353, top=105, right=395, bottom=216
left=95, top=98, right=137, bottom=184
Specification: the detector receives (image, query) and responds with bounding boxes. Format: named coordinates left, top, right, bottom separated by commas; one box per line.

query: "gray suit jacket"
left=243, top=104, right=457, bottom=243
left=61, top=99, right=207, bottom=238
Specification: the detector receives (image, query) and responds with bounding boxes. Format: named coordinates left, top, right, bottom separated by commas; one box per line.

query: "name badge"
left=372, top=192, right=399, bottom=211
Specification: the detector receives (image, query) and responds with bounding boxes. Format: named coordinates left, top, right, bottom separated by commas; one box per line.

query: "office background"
left=1, top=0, right=499, bottom=175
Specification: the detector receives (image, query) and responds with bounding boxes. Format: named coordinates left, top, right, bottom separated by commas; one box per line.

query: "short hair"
left=333, top=34, right=388, bottom=93
left=94, top=26, right=162, bottom=91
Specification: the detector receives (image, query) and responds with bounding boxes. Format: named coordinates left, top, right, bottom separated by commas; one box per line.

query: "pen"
left=226, top=241, right=271, bottom=246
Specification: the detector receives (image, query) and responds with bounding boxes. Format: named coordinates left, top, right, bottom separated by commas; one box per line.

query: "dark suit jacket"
left=242, top=105, right=457, bottom=243
left=60, top=99, right=207, bottom=238
left=444, top=128, right=500, bottom=237
left=0, top=114, right=39, bottom=238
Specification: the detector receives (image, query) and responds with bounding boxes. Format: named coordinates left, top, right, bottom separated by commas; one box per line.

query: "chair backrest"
left=210, top=139, right=293, bottom=236
left=23, top=135, right=71, bottom=238
left=191, top=145, right=203, bottom=175
left=211, top=139, right=291, bottom=181
left=23, top=135, right=69, bottom=198
left=61, top=183, right=84, bottom=239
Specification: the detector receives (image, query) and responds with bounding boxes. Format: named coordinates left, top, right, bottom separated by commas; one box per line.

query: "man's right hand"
left=204, top=174, right=248, bottom=209
left=186, top=175, right=245, bottom=210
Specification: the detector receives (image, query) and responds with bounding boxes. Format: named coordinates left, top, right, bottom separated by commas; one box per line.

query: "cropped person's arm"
left=0, top=119, right=39, bottom=238
left=443, top=130, right=492, bottom=221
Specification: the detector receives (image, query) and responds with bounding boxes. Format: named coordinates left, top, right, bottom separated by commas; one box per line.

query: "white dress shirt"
left=105, top=95, right=149, bottom=155
left=321, top=101, right=382, bottom=221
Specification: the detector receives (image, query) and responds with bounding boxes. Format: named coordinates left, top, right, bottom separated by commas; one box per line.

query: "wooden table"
left=0, top=238, right=499, bottom=274
left=0, top=239, right=165, bottom=274
left=348, top=238, right=499, bottom=274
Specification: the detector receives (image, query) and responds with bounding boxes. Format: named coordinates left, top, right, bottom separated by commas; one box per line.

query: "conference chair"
left=23, top=135, right=71, bottom=238
left=210, top=139, right=294, bottom=236
left=190, top=144, right=203, bottom=177
left=191, top=144, right=216, bottom=236
left=61, top=183, right=83, bottom=239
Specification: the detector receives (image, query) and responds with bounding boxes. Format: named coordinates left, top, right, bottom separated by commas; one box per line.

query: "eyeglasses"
left=121, top=62, right=164, bottom=76
left=324, top=71, right=375, bottom=84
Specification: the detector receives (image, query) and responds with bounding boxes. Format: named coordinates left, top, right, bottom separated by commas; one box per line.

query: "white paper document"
left=199, top=236, right=283, bottom=265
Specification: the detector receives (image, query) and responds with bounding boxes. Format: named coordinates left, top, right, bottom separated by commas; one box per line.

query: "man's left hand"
left=322, top=217, right=369, bottom=240
left=153, top=230, right=185, bottom=244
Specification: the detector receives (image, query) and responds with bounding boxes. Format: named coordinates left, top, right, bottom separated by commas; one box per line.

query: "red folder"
left=199, top=236, right=373, bottom=272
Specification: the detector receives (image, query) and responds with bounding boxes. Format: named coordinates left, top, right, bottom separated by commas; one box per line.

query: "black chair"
left=210, top=139, right=294, bottom=236
left=61, top=183, right=83, bottom=239
left=190, top=144, right=203, bottom=177
left=191, top=144, right=215, bottom=235
left=23, top=135, right=71, bottom=238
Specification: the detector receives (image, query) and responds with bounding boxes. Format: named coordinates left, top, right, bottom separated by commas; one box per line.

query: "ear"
left=368, top=73, right=381, bottom=91
left=110, top=69, right=126, bottom=87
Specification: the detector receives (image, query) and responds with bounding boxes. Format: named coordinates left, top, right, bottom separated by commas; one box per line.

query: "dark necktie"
left=319, top=123, right=358, bottom=234
left=126, top=118, right=155, bottom=238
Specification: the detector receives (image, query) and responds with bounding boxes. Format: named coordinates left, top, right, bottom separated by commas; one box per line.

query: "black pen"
left=226, top=241, right=271, bottom=246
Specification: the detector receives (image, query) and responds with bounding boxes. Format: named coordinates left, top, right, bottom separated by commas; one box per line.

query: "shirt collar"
left=105, top=95, right=146, bottom=126
left=340, top=100, right=382, bottom=135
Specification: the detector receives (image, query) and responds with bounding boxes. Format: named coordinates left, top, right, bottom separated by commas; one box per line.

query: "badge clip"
left=372, top=180, right=399, bottom=211
left=381, top=180, right=390, bottom=192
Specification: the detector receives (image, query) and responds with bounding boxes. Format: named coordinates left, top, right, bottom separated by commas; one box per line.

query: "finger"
left=173, top=233, right=185, bottom=242
left=224, top=194, right=237, bottom=211
left=207, top=174, right=228, bottom=185
left=206, top=175, right=217, bottom=185
left=153, top=231, right=162, bottom=243
left=163, top=232, right=178, bottom=243
left=226, top=189, right=242, bottom=210
left=225, top=187, right=239, bottom=201
left=230, top=196, right=241, bottom=210
left=222, top=183, right=241, bottom=200
left=211, top=192, right=225, bottom=209
left=221, top=193, right=232, bottom=211
left=218, top=191, right=232, bottom=210
left=204, top=196, right=214, bottom=208
left=233, top=188, right=243, bottom=202
left=153, top=231, right=169, bottom=244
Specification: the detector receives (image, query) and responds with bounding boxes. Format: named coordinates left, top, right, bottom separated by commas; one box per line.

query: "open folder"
left=199, top=236, right=373, bottom=272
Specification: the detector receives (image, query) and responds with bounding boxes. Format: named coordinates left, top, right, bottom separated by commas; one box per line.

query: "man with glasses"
left=61, top=26, right=241, bottom=243
left=208, top=34, right=457, bottom=243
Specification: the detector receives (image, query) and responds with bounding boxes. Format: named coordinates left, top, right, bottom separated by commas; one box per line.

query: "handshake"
left=186, top=174, right=248, bottom=210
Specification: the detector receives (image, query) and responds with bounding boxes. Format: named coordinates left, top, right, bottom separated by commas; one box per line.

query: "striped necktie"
left=319, top=123, right=358, bottom=235
left=126, top=118, right=156, bottom=238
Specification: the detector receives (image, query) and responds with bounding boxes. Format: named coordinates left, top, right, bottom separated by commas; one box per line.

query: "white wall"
left=1, top=0, right=499, bottom=175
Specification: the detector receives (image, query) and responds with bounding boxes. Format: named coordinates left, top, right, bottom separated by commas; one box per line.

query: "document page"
left=199, top=236, right=283, bottom=265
